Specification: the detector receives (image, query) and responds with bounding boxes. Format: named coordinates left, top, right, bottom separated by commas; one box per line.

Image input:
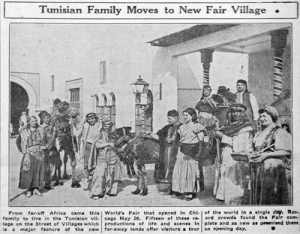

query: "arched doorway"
left=97, top=94, right=107, bottom=120
left=145, top=90, right=153, bottom=132
left=10, top=82, right=29, bottom=134
left=108, top=92, right=116, bottom=126
left=10, top=73, right=39, bottom=113
left=135, top=93, right=143, bottom=133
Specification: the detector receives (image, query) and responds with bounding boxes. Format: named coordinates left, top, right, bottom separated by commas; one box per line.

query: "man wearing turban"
left=79, top=112, right=102, bottom=190
left=235, top=79, right=259, bottom=122
left=214, top=103, right=254, bottom=204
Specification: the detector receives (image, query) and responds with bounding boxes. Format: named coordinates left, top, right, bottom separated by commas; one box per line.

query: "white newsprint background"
left=1, top=0, right=300, bottom=233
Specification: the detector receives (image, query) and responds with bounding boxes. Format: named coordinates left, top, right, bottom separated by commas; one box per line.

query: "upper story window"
left=51, top=75, right=55, bottom=91
left=65, top=78, right=83, bottom=114
left=100, top=60, right=106, bottom=84
left=69, top=88, right=80, bottom=110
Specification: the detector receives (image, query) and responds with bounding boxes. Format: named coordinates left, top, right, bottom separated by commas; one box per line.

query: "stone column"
left=201, top=49, right=214, bottom=86
left=103, top=106, right=111, bottom=121
left=271, top=29, right=288, bottom=99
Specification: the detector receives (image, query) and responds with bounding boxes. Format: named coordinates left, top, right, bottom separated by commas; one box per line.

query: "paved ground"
left=9, top=138, right=222, bottom=207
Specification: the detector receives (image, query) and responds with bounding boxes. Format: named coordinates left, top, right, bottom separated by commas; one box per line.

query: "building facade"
left=10, top=23, right=291, bottom=133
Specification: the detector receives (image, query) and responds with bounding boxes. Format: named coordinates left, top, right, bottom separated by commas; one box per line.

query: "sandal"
left=25, top=191, right=32, bottom=198
left=90, top=195, right=100, bottom=200
left=184, top=194, right=195, bottom=201
left=107, top=193, right=117, bottom=197
left=90, top=194, right=105, bottom=200
left=33, top=189, right=42, bottom=196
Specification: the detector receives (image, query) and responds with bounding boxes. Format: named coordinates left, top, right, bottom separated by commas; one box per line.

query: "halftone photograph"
left=9, top=23, right=292, bottom=207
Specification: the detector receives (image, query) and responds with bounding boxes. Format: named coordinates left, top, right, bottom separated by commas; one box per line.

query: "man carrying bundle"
left=214, top=103, right=254, bottom=205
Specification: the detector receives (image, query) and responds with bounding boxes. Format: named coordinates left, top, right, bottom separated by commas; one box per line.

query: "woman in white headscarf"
left=89, top=120, right=122, bottom=199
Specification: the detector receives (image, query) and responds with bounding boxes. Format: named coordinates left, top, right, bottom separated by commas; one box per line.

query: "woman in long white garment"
left=89, top=120, right=122, bottom=199
left=172, top=108, right=205, bottom=200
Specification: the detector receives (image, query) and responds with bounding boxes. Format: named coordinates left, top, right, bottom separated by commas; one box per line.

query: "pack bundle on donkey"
left=212, top=86, right=237, bottom=126
left=209, top=86, right=238, bottom=192
left=194, top=86, right=237, bottom=167
left=186, top=86, right=237, bottom=191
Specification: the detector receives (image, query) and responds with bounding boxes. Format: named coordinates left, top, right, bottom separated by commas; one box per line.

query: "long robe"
left=251, top=125, right=291, bottom=205
left=157, top=122, right=181, bottom=183
left=79, top=121, right=102, bottom=174
left=90, top=130, right=122, bottom=196
left=41, top=123, right=58, bottom=186
left=172, top=122, right=205, bottom=194
left=18, top=127, right=45, bottom=190
left=214, top=125, right=253, bottom=204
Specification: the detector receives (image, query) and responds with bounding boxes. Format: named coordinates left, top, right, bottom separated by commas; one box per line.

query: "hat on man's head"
left=53, top=98, right=61, bottom=106
left=167, top=109, right=179, bottom=117
left=236, top=79, right=248, bottom=86
left=229, top=103, right=247, bottom=112
left=38, top=111, right=51, bottom=120
left=259, top=105, right=279, bottom=123
left=203, top=85, right=212, bottom=90
left=86, top=112, right=97, bottom=120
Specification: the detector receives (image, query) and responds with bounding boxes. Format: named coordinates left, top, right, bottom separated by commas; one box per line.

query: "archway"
left=145, top=90, right=153, bottom=132
left=97, top=94, right=107, bottom=120
left=10, top=82, right=29, bottom=134
left=10, top=73, right=38, bottom=114
left=108, top=93, right=116, bottom=126
left=135, top=90, right=153, bottom=133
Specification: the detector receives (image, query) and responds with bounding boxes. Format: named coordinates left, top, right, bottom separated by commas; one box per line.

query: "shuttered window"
left=69, top=88, right=80, bottom=110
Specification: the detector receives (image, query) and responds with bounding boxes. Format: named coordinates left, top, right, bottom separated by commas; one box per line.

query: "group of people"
left=16, top=99, right=124, bottom=200
left=17, top=102, right=79, bottom=197
left=156, top=79, right=291, bottom=204
left=15, top=79, right=292, bottom=205
left=80, top=112, right=124, bottom=199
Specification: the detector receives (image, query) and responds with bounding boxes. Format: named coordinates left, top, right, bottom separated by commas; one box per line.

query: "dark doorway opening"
left=10, top=82, right=29, bottom=135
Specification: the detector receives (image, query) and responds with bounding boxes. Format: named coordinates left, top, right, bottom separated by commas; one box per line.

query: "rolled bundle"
left=231, top=152, right=249, bottom=162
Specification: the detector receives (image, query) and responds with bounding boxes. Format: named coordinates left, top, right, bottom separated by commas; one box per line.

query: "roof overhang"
left=148, top=24, right=237, bottom=47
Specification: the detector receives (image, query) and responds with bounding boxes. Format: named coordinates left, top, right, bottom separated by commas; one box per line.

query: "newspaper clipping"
left=1, top=0, right=299, bottom=233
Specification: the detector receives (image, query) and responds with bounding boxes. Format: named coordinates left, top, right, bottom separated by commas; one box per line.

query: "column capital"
left=200, top=48, right=214, bottom=64
left=202, top=62, right=211, bottom=70
left=271, top=29, right=288, bottom=50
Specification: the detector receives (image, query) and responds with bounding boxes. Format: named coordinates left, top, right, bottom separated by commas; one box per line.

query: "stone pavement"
left=8, top=138, right=222, bottom=207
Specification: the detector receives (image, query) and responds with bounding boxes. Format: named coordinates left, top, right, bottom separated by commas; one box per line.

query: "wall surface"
left=10, top=23, right=188, bottom=130
left=248, top=44, right=291, bottom=107
left=11, top=24, right=288, bottom=133
left=152, top=47, right=248, bottom=126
